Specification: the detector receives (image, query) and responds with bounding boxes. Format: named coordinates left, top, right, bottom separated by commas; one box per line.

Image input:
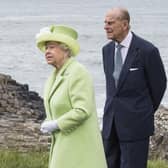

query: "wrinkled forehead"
left=104, top=15, right=120, bottom=24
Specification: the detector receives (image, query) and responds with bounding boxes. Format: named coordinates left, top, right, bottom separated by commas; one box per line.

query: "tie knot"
left=116, top=44, right=123, bottom=50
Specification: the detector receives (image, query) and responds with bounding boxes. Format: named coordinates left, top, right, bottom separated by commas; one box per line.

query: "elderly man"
left=102, top=7, right=167, bottom=168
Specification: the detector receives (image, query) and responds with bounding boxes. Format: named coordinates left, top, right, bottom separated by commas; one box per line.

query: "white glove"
left=40, top=120, right=58, bottom=134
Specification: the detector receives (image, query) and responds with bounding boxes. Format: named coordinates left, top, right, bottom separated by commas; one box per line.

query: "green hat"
left=36, top=25, right=80, bottom=56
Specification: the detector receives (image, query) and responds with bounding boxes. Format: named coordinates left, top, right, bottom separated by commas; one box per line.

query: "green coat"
left=44, top=58, right=107, bottom=168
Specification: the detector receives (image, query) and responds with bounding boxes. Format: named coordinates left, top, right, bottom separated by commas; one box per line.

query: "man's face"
left=104, top=10, right=127, bottom=42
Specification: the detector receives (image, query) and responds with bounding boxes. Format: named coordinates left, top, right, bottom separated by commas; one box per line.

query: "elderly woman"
left=36, top=25, right=107, bottom=168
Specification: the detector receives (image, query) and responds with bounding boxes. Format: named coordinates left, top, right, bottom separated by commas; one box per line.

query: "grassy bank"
left=0, top=150, right=167, bottom=168
left=0, top=150, right=48, bottom=168
left=148, top=160, right=168, bottom=168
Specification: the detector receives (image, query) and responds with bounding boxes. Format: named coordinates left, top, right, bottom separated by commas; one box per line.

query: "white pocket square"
left=129, top=68, right=139, bottom=71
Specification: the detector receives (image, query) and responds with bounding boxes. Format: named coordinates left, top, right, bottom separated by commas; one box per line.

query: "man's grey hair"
left=117, top=8, right=130, bottom=24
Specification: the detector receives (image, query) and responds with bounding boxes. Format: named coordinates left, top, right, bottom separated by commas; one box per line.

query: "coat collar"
left=45, top=57, right=74, bottom=100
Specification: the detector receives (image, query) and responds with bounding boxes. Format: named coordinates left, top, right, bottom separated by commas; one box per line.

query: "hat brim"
left=36, top=32, right=80, bottom=56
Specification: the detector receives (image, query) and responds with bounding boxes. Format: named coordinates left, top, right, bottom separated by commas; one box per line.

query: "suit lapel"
left=117, top=35, right=140, bottom=90
left=106, top=42, right=115, bottom=75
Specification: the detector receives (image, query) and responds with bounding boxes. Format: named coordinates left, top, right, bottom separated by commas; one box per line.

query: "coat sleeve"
left=145, top=46, right=167, bottom=111
left=56, top=67, right=95, bottom=134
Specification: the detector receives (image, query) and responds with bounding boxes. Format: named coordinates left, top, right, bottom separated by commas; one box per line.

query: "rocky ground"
left=0, top=73, right=49, bottom=152
left=0, top=73, right=167, bottom=160
left=149, top=105, right=168, bottom=160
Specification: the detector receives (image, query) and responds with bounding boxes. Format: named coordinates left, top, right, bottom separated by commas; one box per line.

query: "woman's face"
left=45, top=41, right=68, bottom=68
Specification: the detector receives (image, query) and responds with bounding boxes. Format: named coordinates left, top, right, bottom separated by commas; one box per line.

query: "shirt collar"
left=115, top=31, right=133, bottom=48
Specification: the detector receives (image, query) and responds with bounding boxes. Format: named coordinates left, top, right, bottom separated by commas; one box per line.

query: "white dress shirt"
left=115, top=31, right=133, bottom=64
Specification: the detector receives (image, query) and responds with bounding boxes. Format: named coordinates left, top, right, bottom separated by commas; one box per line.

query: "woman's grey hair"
left=45, top=41, right=73, bottom=57
left=58, top=43, right=73, bottom=57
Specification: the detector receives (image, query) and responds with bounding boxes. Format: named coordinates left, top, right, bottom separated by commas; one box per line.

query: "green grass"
left=0, top=150, right=48, bottom=168
left=0, top=150, right=167, bottom=168
left=148, top=160, right=168, bottom=168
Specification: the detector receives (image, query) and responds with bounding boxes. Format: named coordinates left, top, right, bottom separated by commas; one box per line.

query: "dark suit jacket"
left=102, top=33, right=167, bottom=141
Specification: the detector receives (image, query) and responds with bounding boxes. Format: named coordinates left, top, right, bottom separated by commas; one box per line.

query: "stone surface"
left=0, top=73, right=167, bottom=160
left=149, top=105, right=168, bottom=160
left=0, top=73, right=49, bottom=152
